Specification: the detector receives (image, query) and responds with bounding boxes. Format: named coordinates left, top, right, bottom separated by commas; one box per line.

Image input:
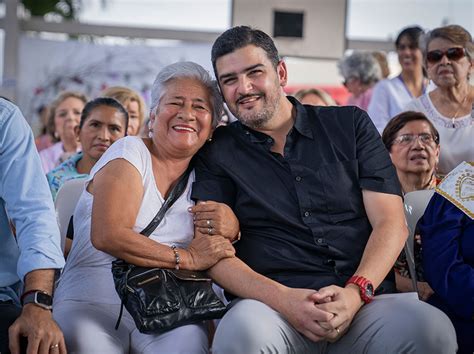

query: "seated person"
left=39, top=91, right=87, bottom=173
left=47, top=97, right=129, bottom=256
left=0, top=98, right=65, bottom=354
left=101, top=86, right=147, bottom=137
left=47, top=97, right=129, bottom=201
left=338, top=51, right=381, bottom=111
left=52, top=62, right=237, bottom=354
left=382, top=111, right=440, bottom=299
left=419, top=161, right=474, bottom=354
left=191, top=25, right=456, bottom=354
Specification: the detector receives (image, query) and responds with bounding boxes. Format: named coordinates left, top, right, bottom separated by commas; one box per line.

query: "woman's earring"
left=207, top=136, right=212, bottom=142
left=148, top=129, right=153, bottom=139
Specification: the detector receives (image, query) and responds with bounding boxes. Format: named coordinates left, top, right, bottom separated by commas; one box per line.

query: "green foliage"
left=22, top=0, right=80, bottom=19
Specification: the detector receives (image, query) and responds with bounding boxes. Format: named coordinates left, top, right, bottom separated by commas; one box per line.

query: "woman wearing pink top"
left=338, top=51, right=381, bottom=111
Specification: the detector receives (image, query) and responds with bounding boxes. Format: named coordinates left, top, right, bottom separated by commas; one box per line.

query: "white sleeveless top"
left=54, top=136, right=195, bottom=305
left=405, top=93, right=474, bottom=176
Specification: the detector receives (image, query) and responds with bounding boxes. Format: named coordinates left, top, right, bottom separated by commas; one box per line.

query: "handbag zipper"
left=137, top=274, right=161, bottom=286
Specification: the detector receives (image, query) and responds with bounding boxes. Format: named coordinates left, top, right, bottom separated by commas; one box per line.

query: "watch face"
left=365, top=283, right=374, bottom=297
left=35, top=292, right=53, bottom=307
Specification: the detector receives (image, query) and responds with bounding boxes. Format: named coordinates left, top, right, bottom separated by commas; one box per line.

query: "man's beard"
left=232, top=92, right=280, bottom=130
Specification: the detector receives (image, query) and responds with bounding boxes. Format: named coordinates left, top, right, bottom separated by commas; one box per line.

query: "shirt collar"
left=287, top=96, right=314, bottom=139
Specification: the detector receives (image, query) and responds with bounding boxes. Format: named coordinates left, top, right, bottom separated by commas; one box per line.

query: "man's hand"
left=276, top=288, right=335, bottom=342
left=311, top=284, right=364, bottom=342
left=189, top=201, right=240, bottom=241
left=9, top=304, right=66, bottom=354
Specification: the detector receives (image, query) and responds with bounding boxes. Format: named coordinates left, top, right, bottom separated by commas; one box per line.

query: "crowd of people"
left=0, top=21, right=473, bottom=354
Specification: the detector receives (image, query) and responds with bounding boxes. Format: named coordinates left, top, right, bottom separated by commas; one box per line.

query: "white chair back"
left=403, top=189, right=435, bottom=296
left=54, top=178, right=86, bottom=252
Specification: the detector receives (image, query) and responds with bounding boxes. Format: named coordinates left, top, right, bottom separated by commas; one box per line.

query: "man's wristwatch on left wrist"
left=346, top=275, right=374, bottom=304
left=21, top=290, right=53, bottom=310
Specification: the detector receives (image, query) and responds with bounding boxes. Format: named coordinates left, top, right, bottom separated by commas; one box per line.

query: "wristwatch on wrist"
left=346, top=275, right=374, bottom=304
left=21, top=290, right=53, bottom=310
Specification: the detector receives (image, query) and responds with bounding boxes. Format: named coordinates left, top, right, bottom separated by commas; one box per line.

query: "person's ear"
left=277, top=60, right=288, bottom=87
left=74, top=125, right=80, bottom=141
left=434, top=143, right=441, bottom=162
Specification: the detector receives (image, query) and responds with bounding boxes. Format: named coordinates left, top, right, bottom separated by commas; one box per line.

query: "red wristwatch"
left=346, top=275, right=374, bottom=304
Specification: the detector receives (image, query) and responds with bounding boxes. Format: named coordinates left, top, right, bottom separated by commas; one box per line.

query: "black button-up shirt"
left=192, top=97, right=401, bottom=291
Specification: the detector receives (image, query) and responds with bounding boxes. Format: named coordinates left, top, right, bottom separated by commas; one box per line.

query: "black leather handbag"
left=112, top=165, right=227, bottom=334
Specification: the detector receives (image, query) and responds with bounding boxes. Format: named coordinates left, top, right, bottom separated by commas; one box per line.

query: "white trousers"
left=53, top=300, right=208, bottom=354
left=212, top=293, right=458, bottom=354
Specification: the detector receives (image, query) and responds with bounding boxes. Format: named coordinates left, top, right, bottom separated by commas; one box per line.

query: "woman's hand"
left=185, top=233, right=235, bottom=270
left=417, top=281, right=434, bottom=301
left=189, top=201, right=240, bottom=241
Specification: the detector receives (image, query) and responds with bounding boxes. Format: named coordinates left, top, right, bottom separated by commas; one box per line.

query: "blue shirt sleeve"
left=420, top=193, right=474, bottom=319
left=0, top=100, right=65, bottom=283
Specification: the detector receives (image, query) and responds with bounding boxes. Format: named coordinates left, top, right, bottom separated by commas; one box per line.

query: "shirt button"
left=317, top=238, right=323, bottom=244
left=304, top=211, right=310, bottom=217
left=266, top=138, right=273, bottom=144
left=295, top=176, right=302, bottom=182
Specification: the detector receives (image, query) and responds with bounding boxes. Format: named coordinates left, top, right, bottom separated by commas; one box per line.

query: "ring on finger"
left=208, top=227, right=214, bottom=235
left=206, top=219, right=211, bottom=226
left=50, top=343, right=59, bottom=350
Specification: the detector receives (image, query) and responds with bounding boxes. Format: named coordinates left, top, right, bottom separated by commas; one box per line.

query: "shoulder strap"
left=140, top=163, right=193, bottom=237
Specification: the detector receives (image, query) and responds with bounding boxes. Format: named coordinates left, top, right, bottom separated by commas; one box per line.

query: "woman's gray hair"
left=150, top=61, right=223, bottom=128
left=338, top=51, right=382, bottom=85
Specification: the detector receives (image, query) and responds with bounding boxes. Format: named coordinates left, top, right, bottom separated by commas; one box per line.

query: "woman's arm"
left=90, top=158, right=234, bottom=270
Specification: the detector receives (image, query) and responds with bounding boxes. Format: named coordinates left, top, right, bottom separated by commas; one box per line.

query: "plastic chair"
left=403, top=189, right=435, bottom=297
left=54, top=178, right=86, bottom=252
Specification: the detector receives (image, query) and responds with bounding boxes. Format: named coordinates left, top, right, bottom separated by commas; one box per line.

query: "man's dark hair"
left=211, top=26, right=280, bottom=77
left=79, top=97, right=129, bottom=135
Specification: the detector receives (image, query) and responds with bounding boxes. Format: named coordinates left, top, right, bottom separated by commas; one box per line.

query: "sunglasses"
left=426, top=47, right=466, bottom=64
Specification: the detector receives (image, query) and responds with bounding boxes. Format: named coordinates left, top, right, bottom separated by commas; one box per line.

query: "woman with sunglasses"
left=405, top=25, right=474, bottom=177
left=368, top=26, right=431, bottom=133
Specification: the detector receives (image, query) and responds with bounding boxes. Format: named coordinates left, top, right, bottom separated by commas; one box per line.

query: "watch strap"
left=21, top=290, right=53, bottom=310
left=346, top=275, right=374, bottom=304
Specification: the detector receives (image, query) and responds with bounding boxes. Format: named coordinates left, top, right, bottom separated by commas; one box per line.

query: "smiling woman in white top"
left=53, top=62, right=239, bottom=354
left=368, top=26, right=430, bottom=133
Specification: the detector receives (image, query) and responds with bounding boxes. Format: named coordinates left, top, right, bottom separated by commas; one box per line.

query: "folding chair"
left=54, top=178, right=86, bottom=252
left=403, top=189, right=435, bottom=297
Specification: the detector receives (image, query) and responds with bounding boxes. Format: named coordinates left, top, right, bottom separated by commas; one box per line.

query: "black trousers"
left=0, top=301, right=25, bottom=354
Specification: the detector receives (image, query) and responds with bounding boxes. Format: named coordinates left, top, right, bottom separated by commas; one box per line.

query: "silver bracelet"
left=170, top=245, right=180, bottom=270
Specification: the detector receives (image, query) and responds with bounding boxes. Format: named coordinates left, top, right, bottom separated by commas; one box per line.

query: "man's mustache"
left=236, top=93, right=264, bottom=104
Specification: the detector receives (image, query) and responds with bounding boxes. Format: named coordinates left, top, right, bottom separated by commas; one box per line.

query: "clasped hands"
left=280, top=285, right=364, bottom=343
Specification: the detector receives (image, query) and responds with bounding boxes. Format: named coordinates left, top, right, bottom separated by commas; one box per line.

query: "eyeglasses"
left=392, top=133, right=437, bottom=146
left=426, top=47, right=466, bottom=64
left=342, top=77, right=356, bottom=87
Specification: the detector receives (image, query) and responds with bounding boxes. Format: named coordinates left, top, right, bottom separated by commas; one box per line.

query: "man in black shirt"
left=191, top=26, right=456, bottom=353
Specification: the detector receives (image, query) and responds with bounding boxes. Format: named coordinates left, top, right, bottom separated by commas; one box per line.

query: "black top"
left=192, top=97, right=401, bottom=291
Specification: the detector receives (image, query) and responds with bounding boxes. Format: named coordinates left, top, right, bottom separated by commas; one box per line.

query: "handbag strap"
left=113, top=162, right=193, bottom=332
left=140, top=163, right=193, bottom=237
